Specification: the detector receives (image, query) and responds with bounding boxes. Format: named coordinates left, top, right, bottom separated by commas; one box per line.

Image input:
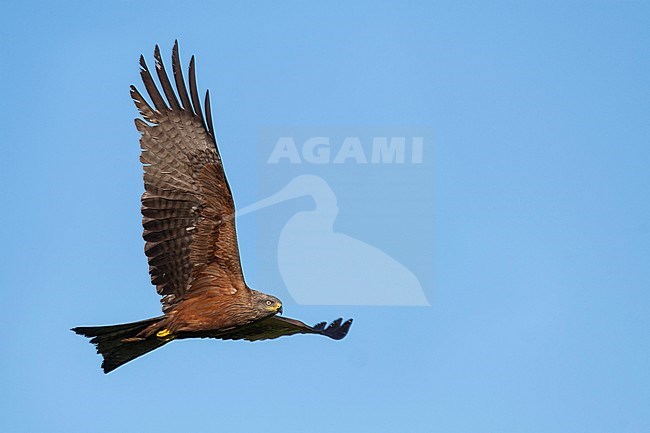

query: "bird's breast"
left=167, top=294, right=260, bottom=333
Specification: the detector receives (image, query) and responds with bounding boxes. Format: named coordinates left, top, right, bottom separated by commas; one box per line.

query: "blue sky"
left=1, top=1, right=649, bottom=432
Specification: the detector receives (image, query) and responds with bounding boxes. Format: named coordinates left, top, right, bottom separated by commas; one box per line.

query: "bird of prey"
left=72, top=42, right=352, bottom=373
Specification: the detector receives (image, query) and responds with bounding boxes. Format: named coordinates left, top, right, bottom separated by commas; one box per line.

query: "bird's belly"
left=169, top=301, right=256, bottom=334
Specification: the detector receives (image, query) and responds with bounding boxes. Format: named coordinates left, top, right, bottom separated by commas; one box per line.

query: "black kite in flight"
left=73, top=42, right=352, bottom=373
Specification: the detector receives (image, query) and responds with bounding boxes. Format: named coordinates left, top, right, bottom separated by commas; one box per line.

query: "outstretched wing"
left=131, top=41, right=246, bottom=311
left=210, top=316, right=353, bottom=341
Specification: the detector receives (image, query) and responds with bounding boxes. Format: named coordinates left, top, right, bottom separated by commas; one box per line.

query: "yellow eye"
left=265, top=300, right=273, bottom=306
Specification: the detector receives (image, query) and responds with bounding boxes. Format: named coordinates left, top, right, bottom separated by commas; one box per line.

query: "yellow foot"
left=156, top=329, right=172, bottom=338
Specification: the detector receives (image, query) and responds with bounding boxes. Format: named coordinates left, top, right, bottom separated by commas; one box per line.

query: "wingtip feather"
left=188, top=55, right=205, bottom=125
left=171, top=42, right=192, bottom=111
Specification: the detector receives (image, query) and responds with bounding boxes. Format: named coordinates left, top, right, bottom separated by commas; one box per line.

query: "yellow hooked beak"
left=275, top=303, right=283, bottom=315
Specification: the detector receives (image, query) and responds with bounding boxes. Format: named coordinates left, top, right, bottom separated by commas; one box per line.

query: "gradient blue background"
left=1, top=2, right=649, bottom=432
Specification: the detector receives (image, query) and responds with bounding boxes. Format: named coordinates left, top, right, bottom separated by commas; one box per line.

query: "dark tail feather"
left=72, top=316, right=167, bottom=373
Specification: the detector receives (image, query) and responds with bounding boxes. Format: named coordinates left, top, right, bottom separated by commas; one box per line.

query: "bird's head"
left=253, top=292, right=283, bottom=315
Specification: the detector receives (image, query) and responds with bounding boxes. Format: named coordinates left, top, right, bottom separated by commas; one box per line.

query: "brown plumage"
left=72, top=41, right=352, bottom=373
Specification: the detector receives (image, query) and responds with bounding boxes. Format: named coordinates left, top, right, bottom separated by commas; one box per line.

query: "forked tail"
left=72, top=316, right=167, bottom=373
